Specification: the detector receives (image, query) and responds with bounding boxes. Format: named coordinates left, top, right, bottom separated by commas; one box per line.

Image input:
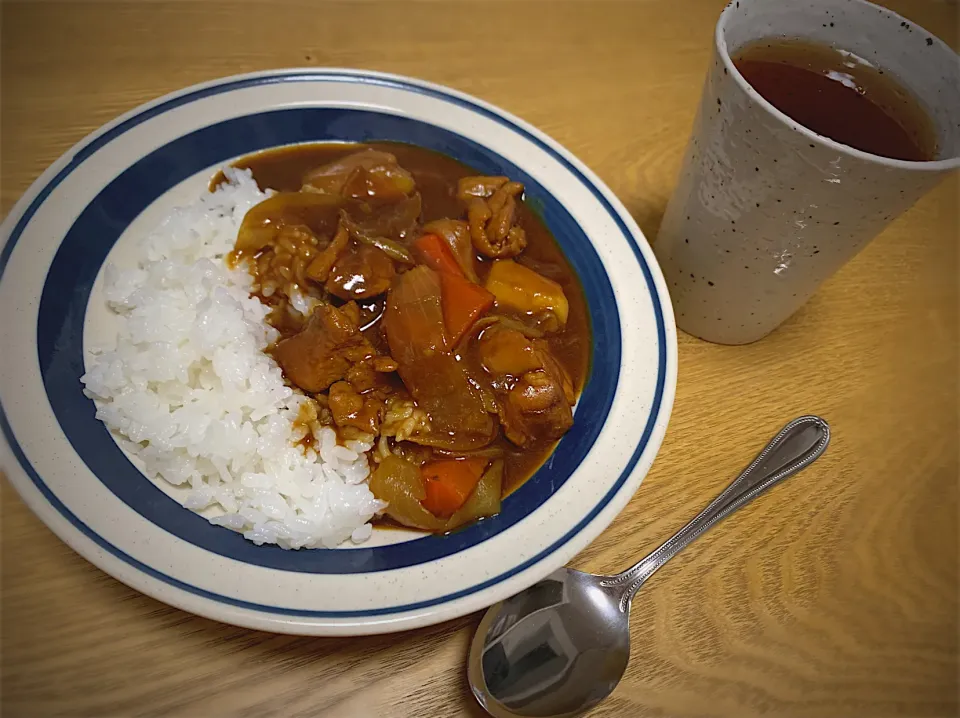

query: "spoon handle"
left=601, top=415, right=830, bottom=611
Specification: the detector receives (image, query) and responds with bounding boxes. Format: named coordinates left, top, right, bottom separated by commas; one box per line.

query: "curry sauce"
left=215, top=142, right=591, bottom=523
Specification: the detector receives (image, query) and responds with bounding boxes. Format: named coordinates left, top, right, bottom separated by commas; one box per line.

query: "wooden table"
left=2, top=1, right=957, bottom=716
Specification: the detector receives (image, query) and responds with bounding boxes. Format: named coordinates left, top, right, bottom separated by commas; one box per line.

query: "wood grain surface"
left=2, top=1, right=957, bottom=716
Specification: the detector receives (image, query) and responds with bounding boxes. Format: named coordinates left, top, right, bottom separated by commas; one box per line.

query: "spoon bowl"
left=469, top=415, right=830, bottom=717
left=470, top=568, right=629, bottom=717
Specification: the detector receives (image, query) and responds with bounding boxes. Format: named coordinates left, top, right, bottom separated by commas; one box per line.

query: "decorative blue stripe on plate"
left=0, top=72, right=666, bottom=617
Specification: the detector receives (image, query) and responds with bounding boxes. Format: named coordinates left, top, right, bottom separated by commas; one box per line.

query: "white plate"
left=0, top=69, right=677, bottom=635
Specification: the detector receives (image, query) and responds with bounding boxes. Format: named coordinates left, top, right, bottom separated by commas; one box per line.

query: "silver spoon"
left=468, top=415, right=830, bottom=718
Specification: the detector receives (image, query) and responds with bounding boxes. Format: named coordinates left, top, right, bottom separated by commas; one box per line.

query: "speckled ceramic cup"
left=655, top=0, right=960, bottom=345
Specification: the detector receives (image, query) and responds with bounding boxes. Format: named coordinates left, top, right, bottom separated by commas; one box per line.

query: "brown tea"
left=733, top=38, right=937, bottom=162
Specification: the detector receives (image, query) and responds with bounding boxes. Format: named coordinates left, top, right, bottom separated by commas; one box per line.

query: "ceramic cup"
left=654, top=0, right=960, bottom=345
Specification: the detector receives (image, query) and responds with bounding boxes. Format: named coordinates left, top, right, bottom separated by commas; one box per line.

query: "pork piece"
left=478, top=326, right=575, bottom=447
left=273, top=303, right=376, bottom=393
left=339, top=300, right=362, bottom=327
left=500, top=371, right=573, bottom=445
left=345, top=356, right=397, bottom=392
left=328, top=381, right=383, bottom=435
left=325, top=242, right=396, bottom=300
left=460, top=178, right=528, bottom=259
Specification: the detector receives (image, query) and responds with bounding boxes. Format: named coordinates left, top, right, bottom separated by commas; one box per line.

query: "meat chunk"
left=459, top=178, right=527, bottom=259
left=478, top=326, right=575, bottom=447
left=273, top=303, right=375, bottom=393
left=339, top=300, right=362, bottom=327
left=373, top=356, right=398, bottom=373
left=345, top=356, right=396, bottom=392
left=328, top=381, right=383, bottom=435
left=534, top=343, right=576, bottom=406
left=500, top=371, right=573, bottom=446
left=325, top=242, right=396, bottom=300
left=345, top=360, right=379, bottom=393
left=478, top=326, right=542, bottom=377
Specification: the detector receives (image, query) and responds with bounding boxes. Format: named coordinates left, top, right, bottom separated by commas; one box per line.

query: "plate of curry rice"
left=0, top=69, right=677, bottom=635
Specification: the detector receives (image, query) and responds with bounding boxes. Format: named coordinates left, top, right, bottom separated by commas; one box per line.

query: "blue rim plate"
left=0, top=69, right=677, bottom=635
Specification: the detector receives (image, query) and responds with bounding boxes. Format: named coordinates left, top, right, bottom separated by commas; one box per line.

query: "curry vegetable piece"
left=484, top=259, right=569, bottom=326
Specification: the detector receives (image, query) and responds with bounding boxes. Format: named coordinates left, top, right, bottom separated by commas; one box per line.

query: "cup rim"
left=716, top=0, right=960, bottom=172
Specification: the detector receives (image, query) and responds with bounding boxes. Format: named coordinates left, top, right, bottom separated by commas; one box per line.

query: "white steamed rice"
left=81, top=168, right=386, bottom=549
